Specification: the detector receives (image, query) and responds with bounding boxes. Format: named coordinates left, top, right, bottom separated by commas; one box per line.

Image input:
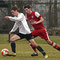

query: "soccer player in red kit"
left=24, top=5, right=60, bottom=56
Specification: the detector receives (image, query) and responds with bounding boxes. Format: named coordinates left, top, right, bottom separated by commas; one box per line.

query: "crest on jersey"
left=31, top=16, right=34, bottom=18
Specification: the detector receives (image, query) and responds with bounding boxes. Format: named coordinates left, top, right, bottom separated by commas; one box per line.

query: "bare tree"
left=48, top=0, right=52, bottom=28
left=54, top=0, right=58, bottom=27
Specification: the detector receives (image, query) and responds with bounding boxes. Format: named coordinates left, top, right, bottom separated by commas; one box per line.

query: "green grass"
left=0, top=34, right=60, bottom=60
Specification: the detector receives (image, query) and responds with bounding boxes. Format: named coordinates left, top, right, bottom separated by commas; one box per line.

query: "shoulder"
left=35, top=11, right=41, bottom=17
left=35, top=12, right=40, bottom=16
left=18, top=13, right=25, bottom=17
left=19, top=13, right=24, bottom=15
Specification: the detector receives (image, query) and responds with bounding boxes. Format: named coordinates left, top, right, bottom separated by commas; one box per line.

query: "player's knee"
left=47, top=40, right=52, bottom=45
left=32, top=43, right=37, bottom=47
left=10, top=38, right=14, bottom=42
left=29, top=40, right=37, bottom=47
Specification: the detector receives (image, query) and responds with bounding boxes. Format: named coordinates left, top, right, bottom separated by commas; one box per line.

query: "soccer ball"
left=1, top=48, right=9, bottom=56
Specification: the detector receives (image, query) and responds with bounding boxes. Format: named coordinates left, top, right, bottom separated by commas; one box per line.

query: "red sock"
left=30, top=44, right=37, bottom=53
left=51, top=42, right=59, bottom=50
left=34, top=48, right=37, bottom=53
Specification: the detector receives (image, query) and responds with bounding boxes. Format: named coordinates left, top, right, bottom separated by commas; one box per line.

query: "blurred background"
left=0, top=0, right=60, bottom=35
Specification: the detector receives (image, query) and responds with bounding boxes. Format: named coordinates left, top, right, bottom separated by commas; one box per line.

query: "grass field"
left=0, top=34, right=60, bottom=60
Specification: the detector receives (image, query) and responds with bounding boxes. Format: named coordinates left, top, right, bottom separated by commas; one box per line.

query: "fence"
left=0, top=0, right=60, bottom=35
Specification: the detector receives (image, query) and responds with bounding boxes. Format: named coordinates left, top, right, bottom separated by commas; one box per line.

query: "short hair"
left=24, top=5, right=31, bottom=9
left=11, top=6, right=19, bottom=12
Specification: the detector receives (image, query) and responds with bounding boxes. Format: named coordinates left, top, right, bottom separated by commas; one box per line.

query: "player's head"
left=24, top=5, right=32, bottom=14
left=11, top=6, right=19, bottom=16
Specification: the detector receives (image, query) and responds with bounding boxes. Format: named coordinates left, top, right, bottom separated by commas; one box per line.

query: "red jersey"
left=26, top=11, right=45, bottom=30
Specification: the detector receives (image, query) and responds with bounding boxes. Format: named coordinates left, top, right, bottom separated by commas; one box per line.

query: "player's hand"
left=9, top=32, right=12, bottom=35
left=5, top=16, right=9, bottom=20
left=31, top=21, right=38, bottom=24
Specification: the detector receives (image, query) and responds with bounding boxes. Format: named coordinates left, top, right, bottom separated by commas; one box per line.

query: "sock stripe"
left=52, top=42, right=56, bottom=47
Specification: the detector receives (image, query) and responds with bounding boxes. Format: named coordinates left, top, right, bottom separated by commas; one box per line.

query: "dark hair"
left=11, top=6, right=19, bottom=12
left=24, top=5, right=31, bottom=9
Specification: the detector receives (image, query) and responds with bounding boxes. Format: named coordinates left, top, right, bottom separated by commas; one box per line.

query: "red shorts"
left=31, top=29, right=49, bottom=40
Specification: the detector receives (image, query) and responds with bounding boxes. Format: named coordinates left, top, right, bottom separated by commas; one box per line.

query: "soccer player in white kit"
left=5, top=6, right=48, bottom=58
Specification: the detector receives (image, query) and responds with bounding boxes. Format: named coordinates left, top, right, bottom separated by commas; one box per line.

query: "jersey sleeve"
left=10, top=23, right=18, bottom=32
left=35, top=12, right=41, bottom=19
left=8, top=13, right=24, bottom=21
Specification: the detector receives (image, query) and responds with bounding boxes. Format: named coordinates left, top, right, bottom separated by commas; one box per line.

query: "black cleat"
left=57, top=47, right=60, bottom=51
left=31, top=53, right=38, bottom=56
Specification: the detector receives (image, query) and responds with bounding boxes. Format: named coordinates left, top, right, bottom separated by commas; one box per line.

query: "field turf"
left=0, top=34, right=60, bottom=60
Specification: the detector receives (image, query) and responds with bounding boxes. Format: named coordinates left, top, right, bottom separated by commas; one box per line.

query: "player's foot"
left=6, top=52, right=16, bottom=57
left=31, top=52, right=38, bottom=56
left=44, top=54, right=48, bottom=58
left=57, top=47, right=60, bottom=51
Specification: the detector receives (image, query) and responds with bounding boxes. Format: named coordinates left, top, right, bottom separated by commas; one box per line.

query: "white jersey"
left=9, top=13, right=31, bottom=34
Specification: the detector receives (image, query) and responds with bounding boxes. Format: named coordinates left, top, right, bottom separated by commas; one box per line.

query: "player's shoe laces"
left=6, top=52, right=16, bottom=57
left=44, top=54, right=48, bottom=58
left=31, top=52, right=38, bottom=56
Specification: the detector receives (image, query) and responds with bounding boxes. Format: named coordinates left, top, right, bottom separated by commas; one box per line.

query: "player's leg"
left=30, top=30, right=39, bottom=55
left=29, top=43, right=37, bottom=54
left=26, top=34, right=48, bottom=57
left=39, top=29, right=60, bottom=51
left=29, top=39, right=48, bottom=58
left=10, top=34, right=20, bottom=53
left=29, top=39, right=38, bottom=56
left=7, top=34, right=21, bottom=56
left=45, top=32, right=60, bottom=51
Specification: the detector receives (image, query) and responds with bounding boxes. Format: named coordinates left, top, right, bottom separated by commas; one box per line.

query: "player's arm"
left=35, top=12, right=44, bottom=24
left=36, top=17, right=44, bottom=24
left=5, top=13, right=23, bottom=21
left=10, top=23, right=18, bottom=33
